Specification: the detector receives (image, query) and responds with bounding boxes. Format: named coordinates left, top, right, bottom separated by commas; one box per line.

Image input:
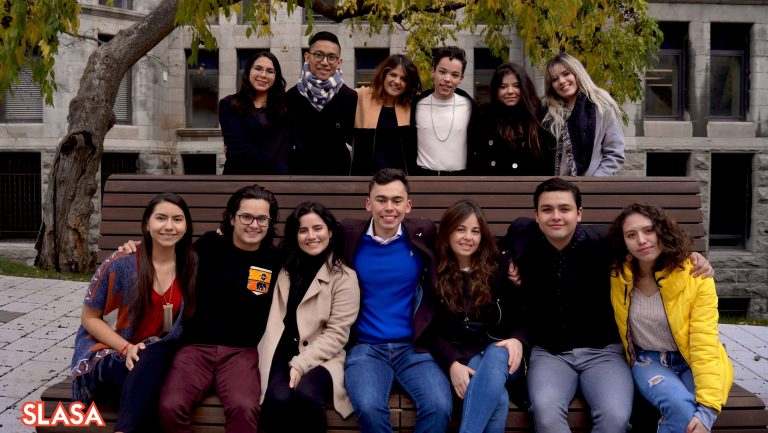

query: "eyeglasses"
left=237, top=214, right=272, bottom=227
left=252, top=65, right=276, bottom=77
left=307, top=51, right=340, bottom=65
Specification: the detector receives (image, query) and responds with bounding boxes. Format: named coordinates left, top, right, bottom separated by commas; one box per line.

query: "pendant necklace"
left=430, top=94, right=456, bottom=142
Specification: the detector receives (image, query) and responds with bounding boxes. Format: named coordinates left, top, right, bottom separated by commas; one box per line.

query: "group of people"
left=220, top=31, right=626, bottom=177
left=71, top=167, right=733, bottom=433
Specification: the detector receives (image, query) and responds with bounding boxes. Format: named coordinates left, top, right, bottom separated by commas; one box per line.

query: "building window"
left=709, top=153, right=752, bottom=249
left=182, top=154, right=217, bottom=174
left=99, top=34, right=132, bottom=124
left=0, top=153, right=41, bottom=241
left=303, top=11, right=336, bottom=24
left=645, top=22, right=686, bottom=119
left=354, top=49, right=390, bottom=88
left=474, top=48, right=505, bottom=104
left=99, top=0, right=131, bottom=8
left=101, top=153, right=139, bottom=194
left=0, top=67, right=43, bottom=123
left=718, top=298, right=750, bottom=318
left=710, top=23, right=750, bottom=120
left=646, top=152, right=689, bottom=176
left=186, top=50, right=219, bottom=128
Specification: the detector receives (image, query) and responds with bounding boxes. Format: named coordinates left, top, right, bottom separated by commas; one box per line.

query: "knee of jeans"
left=594, top=407, right=631, bottom=431
left=485, top=344, right=511, bottom=364
left=416, top=390, right=453, bottom=417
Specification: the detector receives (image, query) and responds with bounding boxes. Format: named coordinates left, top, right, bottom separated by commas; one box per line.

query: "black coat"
left=498, top=218, right=620, bottom=354
left=467, top=103, right=556, bottom=176
left=286, top=84, right=358, bottom=175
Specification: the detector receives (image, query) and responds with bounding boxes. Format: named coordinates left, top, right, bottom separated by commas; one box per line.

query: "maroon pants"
left=158, top=344, right=261, bottom=433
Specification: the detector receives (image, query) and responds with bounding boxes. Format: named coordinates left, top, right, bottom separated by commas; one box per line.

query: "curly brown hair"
left=435, top=199, right=499, bottom=315
left=608, top=203, right=692, bottom=278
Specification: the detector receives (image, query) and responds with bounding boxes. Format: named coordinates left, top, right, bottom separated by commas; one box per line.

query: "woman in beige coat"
left=258, top=201, right=360, bottom=433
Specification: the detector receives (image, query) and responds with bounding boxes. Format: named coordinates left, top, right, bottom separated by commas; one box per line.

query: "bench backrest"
left=99, top=175, right=705, bottom=262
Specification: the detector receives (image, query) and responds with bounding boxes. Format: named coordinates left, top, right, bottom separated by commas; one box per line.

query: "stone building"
left=0, top=0, right=766, bottom=317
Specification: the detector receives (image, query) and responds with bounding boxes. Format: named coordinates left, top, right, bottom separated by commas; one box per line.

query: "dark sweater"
left=184, top=231, right=280, bottom=348
left=500, top=218, right=620, bottom=354
left=285, top=84, right=357, bottom=175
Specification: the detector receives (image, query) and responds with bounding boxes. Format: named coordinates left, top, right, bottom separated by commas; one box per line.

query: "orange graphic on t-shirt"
left=247, top=266, right=272, bottom=295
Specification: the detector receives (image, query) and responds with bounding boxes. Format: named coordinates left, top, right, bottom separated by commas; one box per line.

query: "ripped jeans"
left=632, top=349, right=716, bottom=433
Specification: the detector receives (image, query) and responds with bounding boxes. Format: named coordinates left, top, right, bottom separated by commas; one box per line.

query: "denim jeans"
left=527, top=344, right=633, bottom=433
left=631, top=349, right=714, bottom=433
left=459, top=343, right=519, bottom=433
left=344, top=342, right=452, bottom=433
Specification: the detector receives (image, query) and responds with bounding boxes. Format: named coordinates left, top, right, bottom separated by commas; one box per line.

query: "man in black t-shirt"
left=158, top=185, right=281, bottom=433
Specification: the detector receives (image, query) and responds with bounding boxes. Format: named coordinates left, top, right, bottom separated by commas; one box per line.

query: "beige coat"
left=258, top=262, right=360, bottom=417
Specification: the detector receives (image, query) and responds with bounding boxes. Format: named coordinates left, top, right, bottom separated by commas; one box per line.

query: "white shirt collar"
left=365, top=220, right=403, bottom=245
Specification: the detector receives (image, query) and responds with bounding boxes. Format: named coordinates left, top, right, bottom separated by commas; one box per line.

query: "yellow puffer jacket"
left=610, top=259, right=733, bottom=412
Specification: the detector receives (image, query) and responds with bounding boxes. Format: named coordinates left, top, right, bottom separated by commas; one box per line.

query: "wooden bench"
left=37, top=175, right=768, bottom=432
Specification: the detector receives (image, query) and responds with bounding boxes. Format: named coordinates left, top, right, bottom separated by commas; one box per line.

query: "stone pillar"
left=688, top=21, right=709, bottom=137
left=751, top=24, right=768, bottom=137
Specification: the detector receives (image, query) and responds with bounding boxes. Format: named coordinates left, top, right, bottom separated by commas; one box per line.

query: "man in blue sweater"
left=342, top=168, right=452, bottom=433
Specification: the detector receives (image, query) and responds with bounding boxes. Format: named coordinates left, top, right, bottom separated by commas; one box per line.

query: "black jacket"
left=467, top=103, right=556, bottom=176
left=286, top=84, right=357, bottom=175
left=499, top=218, right=621, bottom=354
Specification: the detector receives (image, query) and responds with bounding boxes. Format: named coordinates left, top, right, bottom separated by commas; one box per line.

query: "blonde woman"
left=543, top=53, right=625, bottom=176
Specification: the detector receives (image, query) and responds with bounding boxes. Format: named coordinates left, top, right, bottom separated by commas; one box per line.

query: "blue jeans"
left=344, top=342, right=452, bottom=433
left=460, top=343, right=518, bottom=433
left=527, top=344, right=633, bottom=433
left=632, top=349, right=702, bottom=433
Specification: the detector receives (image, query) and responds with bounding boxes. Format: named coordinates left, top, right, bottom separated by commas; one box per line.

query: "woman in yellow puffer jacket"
left=608, top=203, right=733, bottom=433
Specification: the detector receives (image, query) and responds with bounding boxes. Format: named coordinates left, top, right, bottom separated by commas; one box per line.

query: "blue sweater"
left=353, top=235, right=422, bottom=343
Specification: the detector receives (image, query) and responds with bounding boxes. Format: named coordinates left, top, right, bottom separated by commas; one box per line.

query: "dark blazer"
left=498, top=218, right=619, bottom=354
left=286, top=84, right=358, bottom=175
left=467, top=103, right=556, bottom=176
left=341, top=217, right=438, bottom=351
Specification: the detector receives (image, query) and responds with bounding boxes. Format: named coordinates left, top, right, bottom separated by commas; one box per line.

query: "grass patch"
left=0, top=259, right=92, bottom=282
left=719, top=315, right=768, bottom=327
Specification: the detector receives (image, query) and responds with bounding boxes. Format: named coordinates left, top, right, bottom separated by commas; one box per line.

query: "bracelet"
left=120, top=342, right=130, bottom=356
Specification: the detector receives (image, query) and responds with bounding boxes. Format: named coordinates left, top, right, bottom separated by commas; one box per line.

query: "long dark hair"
left=435, top=199, right=499, bottom=314
left=369, top=54, right=422, bottom=106
left=230, top=51, right=287, bottom=123
left=489, top=62, right=544, bottom=157
left=282, top=201, right=346, bottom=277
left=220, top=184, right=279, bottom=252
left=132, top=193, right=196, bottom=323
left=608, top=203, right=693, bottom=278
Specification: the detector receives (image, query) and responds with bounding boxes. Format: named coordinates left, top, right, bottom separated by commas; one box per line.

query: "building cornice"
left=79, top=4, right=145, bottom=22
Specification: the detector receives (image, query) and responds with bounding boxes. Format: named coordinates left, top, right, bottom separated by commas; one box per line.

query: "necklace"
left=430, top=95, right=456, bottom=142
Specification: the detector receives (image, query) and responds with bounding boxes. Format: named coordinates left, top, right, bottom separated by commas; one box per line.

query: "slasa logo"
left=20, top=401, right=105, bottom=427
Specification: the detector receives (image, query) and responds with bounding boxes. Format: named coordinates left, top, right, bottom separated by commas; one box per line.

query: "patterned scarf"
left=553, top=93, right=596, bottom=176
left=296, top=62, right=344, bottom=111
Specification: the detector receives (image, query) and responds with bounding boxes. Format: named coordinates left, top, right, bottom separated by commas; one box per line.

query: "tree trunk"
left=35, top=0, right=180, bottom=272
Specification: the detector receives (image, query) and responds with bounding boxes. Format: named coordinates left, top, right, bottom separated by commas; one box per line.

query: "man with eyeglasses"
left=116, top=185, right=281, bottom=432
left=286, top=31, right=357, bottom=175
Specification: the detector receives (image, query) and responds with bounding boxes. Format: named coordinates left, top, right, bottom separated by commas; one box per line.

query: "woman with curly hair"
left=351, top=54, right=422, bottom=175
left=543, top=53, right=625, bottom=176
left=220, top=51, right=290, bottom=174
left=430, top=199, right=526, bottom=433
left=467, top=63, right=555, bottom=175
left=608, top=203, right=733, bottom=433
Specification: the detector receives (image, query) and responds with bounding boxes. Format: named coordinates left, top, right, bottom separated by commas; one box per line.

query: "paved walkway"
left=0, top=275, right=766, bottom=432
